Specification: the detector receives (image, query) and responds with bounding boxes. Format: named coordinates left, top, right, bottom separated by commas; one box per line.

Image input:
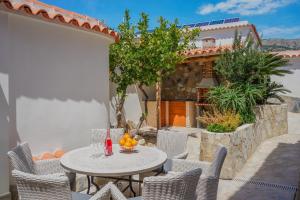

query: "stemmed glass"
left=90, top=129, right=106, bottom=158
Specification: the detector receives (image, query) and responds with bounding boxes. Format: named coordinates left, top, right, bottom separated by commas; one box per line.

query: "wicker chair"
left=156, top=130, right=189, bottom=173
left=168, top=145, right=227, bottom=200
left=86, top=167, right=202, bottom=200
left=12, top=169, right=112, bottom=200
left=7, top=143, right=76, bottom=192
left=93, top=128, right=124, bottom=144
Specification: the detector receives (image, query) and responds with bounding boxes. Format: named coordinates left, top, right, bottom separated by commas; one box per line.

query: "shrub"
left=207, top=124, right=227, bottom=132
left=215, top=33, right=291, bottom=86
left=207, top=83, right=263, bottom=124
left=198, top=110, right=241, bottom=132
left=207, top=32, right=292, bottom=125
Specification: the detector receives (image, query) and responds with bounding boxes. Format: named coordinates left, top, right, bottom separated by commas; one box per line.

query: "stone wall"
left=162, top=62, right=204, bottom=100
left=200, top=104, right=288, bottom=179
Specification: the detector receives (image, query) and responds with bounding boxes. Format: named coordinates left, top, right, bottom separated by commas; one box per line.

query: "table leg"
left=129, top=176, right=136, bottom=197
left=139, top=174, right=143, bottom=196
left=91, top=176, right=100, bottom=191
left=87, top=176, right=91, bottom=194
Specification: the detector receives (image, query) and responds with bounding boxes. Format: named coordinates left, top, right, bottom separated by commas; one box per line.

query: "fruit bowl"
left=120, top=145, right=136, bottom=152
left=119, top=133, right=138, bottom=152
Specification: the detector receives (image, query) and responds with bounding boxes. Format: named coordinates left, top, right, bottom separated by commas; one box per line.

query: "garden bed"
left=200, top=104, right=288, bottom=179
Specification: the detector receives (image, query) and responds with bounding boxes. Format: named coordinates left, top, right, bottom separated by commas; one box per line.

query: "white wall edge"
left=0, top=10, right=115, bottom=44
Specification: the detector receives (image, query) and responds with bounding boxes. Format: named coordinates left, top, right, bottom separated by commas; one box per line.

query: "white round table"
left=60, top=145, right=167, bottom=177
left=60, top=144, right=167, bottom=196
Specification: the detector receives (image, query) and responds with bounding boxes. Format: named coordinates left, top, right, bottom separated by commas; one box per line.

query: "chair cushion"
left=72, top=192, right=91, bottom=200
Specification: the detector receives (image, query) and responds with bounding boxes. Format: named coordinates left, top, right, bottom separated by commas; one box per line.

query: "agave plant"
left=263, top=82, right=291, bottom=103
left=207, top=83, right=263, bottom=123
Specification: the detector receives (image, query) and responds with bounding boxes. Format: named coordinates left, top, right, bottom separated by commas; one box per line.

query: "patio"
left=76, top=115, right=300, bottom=200
left=1, top=0, right=300, bottom=200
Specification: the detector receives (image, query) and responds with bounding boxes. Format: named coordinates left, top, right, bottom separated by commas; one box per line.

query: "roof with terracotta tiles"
left=183, top=46, right=232, bottom=57
left=0, top=0, right=119, bottom=41
left=273, top=50, right=300, bottom=58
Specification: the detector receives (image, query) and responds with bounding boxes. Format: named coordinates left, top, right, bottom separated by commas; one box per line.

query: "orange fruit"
left=127, top=138, right=133, bottom=142
left=124, top=133, right=131, bottom=140
left=132, top=139, right=137, bottom=146
left=124, top=141, right=132, bottom=148
left=119, top=138, right=126, bottom=146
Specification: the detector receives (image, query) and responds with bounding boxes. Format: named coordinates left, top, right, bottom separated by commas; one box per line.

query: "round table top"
left=60, top=145, right=167, bottom=177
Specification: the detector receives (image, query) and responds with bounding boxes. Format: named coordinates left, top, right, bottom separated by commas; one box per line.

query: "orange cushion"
left=41, top=152, right=55, bottom=160
left=32, top=156, right=40, bottom=161
left=54, top=149, right=65, bottom=158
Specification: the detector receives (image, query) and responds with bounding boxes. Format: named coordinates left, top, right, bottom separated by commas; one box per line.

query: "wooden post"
left=156, top=80, right=161, bottom=130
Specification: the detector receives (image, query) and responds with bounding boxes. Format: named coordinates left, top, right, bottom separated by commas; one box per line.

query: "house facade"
left=0, top=0, right=117, bottom=198
left=145, top=19, right=262, bottom=127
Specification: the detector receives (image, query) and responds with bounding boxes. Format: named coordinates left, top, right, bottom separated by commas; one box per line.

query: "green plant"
left=207, top=84, right=263, bottom=124
left=207, top=32, right=292, bottom=125
left=198, top=109, right=241, bottom=132
left=110, top=10, right=140, bottom=127
left=207, top=124, right=227, bottom=132
left=110, top=10, right=199, bottom=128
left=137, top=16, right=199, bottom=129
left=262, top=82, right=291, bottom=103
left=214, top=32, right=292, bottom=104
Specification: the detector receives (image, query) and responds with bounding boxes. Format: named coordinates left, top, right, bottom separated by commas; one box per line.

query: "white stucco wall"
left=194, top=26, right=256, bottom=48
left=271, top=58, right=300, bottom=98
left=0, top=12, right=10, bottom=199
left=110, top=83, right=155, bottom=127
left=0, top=11, right=113, bottom=195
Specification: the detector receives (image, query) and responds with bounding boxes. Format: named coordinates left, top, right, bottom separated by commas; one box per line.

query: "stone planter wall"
left=200, top=104, right=288, bottom=179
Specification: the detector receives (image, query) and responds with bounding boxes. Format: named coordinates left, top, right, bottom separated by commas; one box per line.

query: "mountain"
left=262, top=39, right=300, bottom=52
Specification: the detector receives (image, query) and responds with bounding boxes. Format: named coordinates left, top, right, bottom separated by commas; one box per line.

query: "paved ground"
left=288, top=112, right=300, bottom=134
left=217, top=112, right=300, bottom=200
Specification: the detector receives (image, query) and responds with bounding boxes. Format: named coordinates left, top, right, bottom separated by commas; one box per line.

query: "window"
left=202, top=38, right=216, bottom=48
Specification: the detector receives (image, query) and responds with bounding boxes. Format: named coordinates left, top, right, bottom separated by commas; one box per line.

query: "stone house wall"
left=162, top=62, right=204, bottom=100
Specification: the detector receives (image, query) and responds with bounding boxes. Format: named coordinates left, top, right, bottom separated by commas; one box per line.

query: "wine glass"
left=90, top=129, right=106, bottom=157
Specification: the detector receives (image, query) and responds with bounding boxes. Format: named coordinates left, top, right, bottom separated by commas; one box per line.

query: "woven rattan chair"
left=12, top=169, right=112, bottom=200
left=7, top=143, right=76, bottom=193
left=87, top=167, right=202, bottom=200
left=156, top=130, right=189, bottom=173
left=93, top=128, right=124, bottom=144
left=168, top=145, right=227, bottom=200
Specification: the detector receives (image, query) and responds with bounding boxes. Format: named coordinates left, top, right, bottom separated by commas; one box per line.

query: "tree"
left=110, top=10, right=199, bottom=129
left=136, top=16, right=199, bottom=129
left=109, top=10, right=139, bottom=128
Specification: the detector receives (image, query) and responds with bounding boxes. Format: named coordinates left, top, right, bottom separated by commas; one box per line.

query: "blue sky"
left=43, top=0, right=300, bottom=39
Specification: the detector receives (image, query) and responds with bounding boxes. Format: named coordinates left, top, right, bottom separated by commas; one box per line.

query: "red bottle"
left=104, top=129, right=113, bottom=156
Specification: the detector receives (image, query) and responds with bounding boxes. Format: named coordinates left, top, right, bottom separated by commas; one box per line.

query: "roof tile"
left=273, top=50, right=300, bottom=58
left=0, top=0, right=119, bottom=41
left=183, top=46, right=232, bottom=57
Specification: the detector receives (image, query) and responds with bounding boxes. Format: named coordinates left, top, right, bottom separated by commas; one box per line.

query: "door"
left=169, top=101, right=186, bottom=127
